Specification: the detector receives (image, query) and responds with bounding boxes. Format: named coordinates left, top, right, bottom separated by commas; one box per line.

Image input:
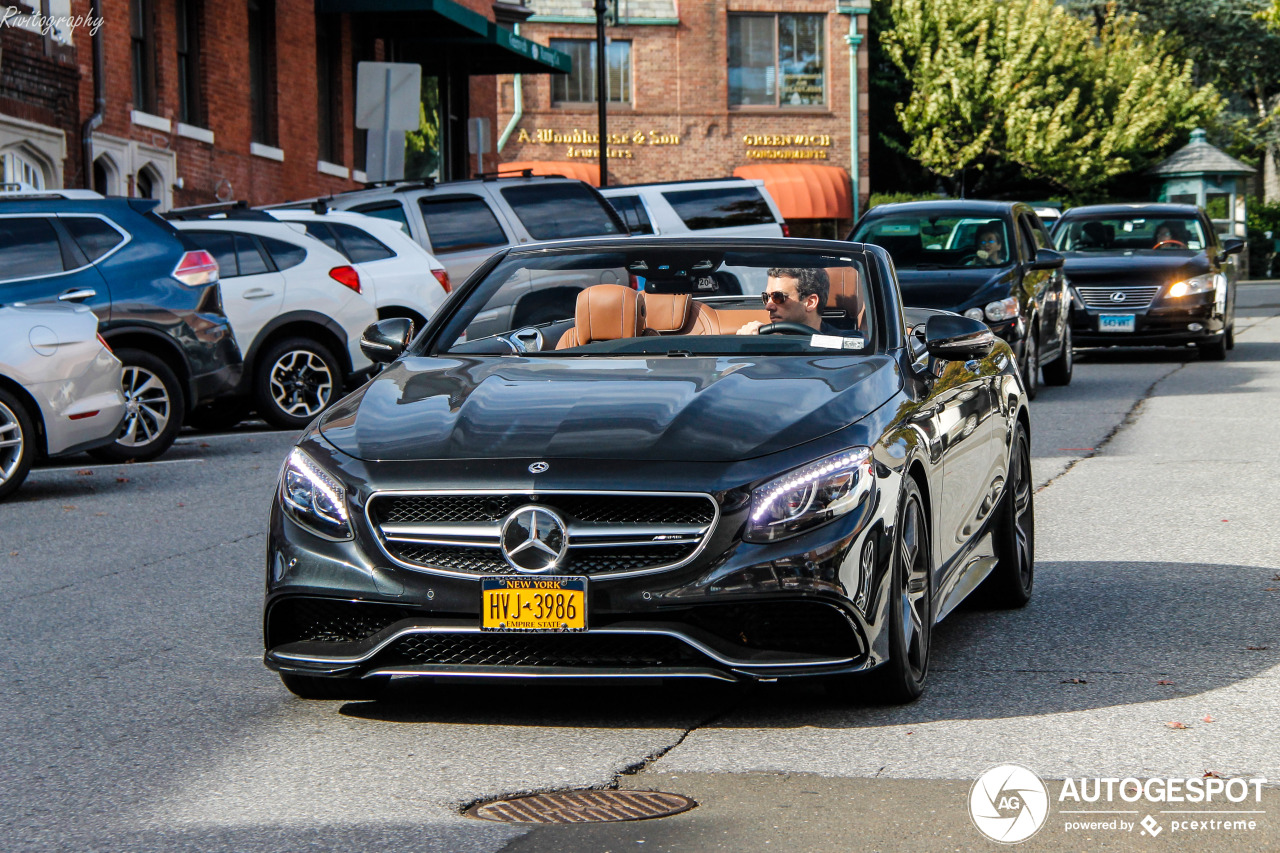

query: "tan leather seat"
left=556, top=284, right=645, bottom=349
left=640, top=293, right=719, bottom=335
left=825, top=266, right=866, bottom=331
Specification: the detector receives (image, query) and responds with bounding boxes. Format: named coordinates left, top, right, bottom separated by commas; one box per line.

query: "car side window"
left=1016, top=216, right=1037, bottom=261
left=607, top=195, right=655, bottom=235
left=259, top=235, right=307, bottom=271
left=661, top=187, right=774, bottom=230
left=62, top=216, right=125, bottom=262
left=0, top=217, right=69, bottom=282
left=418, top=195, right=508, bottom=253
left=330, top=223, right=395, bottom=263
left=500, top=184, right=625, bottom=240
left=350, top=201, right=411, bottom=235
left=187, top=231, right=238, bottom=277
left=235, top=235, right=271, bottom=275
left=302, top=222, right=342, bottom=253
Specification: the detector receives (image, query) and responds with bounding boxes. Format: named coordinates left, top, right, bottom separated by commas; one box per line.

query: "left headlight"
left=1167, top=273, right=1218, bottom=298
left=745, top=448, right=875, bottom=543
left=279, top=448, right=353, bottom=540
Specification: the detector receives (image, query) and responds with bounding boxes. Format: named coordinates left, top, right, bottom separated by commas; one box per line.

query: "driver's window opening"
left=441, top=250, right=874, bottom=355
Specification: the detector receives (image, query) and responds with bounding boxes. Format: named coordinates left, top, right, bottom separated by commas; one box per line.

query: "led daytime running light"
left=750, top=448, right=871, bottom=524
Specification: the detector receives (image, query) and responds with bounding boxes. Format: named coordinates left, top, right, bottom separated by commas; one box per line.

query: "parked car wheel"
left=185, top=400, right=248, bottom=433
left=255, top=337, right=342, bottom=430
left=0, top=389, right=36, bottom=500
left=1019, top=331, right=1039, bottom=400
left=975, top=421, right=1035, bottom=608
left=279, top=672, right=388, bottom=700
left=89, top=349, right=184, bottom=463
left=1041, top=321, right=1073, bottom=386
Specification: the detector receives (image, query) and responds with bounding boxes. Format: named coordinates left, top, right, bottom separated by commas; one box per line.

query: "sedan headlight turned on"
left=1166, top=273, right=1218, bottom=298
left=262, top=237, right=1034, bottom=705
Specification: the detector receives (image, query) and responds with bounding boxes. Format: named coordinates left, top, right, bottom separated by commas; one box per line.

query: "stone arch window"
left=1, top=148, right=50, bottom=189
left=93, top=154, right=121, bottom=195
left=135, top=163, right=161, bottom=199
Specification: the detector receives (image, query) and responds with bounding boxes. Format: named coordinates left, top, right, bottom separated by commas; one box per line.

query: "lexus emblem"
left=528, top=461, right=549, bottom=474
left=500, top=505, right=568, bottom=573
left=1109, top=291, right=1126, bottom=303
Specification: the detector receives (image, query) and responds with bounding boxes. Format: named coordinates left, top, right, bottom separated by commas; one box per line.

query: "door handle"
left=58, top=288, right=97, bottom=302
left=242, top=288, right=275, bottom=300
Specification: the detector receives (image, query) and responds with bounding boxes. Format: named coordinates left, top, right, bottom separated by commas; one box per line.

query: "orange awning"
left=498, top=160, right=600, bottom=187
left=732, top=163, right=852, bottom=221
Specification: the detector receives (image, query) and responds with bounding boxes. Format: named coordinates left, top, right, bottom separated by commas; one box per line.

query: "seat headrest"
left=573, top=284, right=644, bottom=344
left=640, top=293, right=692, bottom=333
left=826, top=267, right=861, bottom=309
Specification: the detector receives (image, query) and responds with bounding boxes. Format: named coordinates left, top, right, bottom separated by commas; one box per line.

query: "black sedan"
left=1052, top=203, right=1243, bottom=359
left=850, top=200, right=1073, bottom=398
left=263, top=237, right=1033, bottom=704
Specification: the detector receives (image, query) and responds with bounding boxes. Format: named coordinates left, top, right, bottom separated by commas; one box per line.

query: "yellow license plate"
left=481, top=576, right=587, bottom=632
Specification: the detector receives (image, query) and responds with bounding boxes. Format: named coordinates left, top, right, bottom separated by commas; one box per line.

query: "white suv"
left=170, top=218, right=376, bottom=430
left=265, top=207, right=449, bottom=330
left=600, top=178, right=786, bottom=238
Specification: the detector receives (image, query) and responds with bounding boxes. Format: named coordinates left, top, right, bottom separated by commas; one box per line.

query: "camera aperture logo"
left=969, top=764, right=1051, bottom=843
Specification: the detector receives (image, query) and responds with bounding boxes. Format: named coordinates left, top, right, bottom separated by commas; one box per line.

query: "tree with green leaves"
left=882, top=0, right=1221, bottom=197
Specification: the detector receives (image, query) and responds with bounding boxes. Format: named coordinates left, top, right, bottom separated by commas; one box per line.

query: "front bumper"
left=1073, top=296, right=1223, bottom=347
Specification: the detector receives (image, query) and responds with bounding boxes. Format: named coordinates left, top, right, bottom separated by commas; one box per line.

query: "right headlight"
left=278, top=448, right=353, bottom=540
left=1167, top=273, right=1217, bottom=298
left=744, top=448, right=875, bottom=543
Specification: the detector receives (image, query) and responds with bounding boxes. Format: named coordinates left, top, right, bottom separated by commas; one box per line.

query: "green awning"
left=315, top=0, right=571, bottom=74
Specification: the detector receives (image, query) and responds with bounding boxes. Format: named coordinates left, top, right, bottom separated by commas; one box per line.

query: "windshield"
left=851, top=212, right=1013, bottom=269
left=434, top=247, right=873, bottom=356
left=1054, top=214, right=1208, bottom=253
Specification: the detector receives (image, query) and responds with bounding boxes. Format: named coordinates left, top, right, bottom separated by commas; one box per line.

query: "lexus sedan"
left=264, top=237, right=1034, bottom=704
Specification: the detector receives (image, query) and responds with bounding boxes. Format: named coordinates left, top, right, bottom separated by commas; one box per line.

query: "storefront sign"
left=743, top=133, right=833, bottom=160
left=515, top=127, right=682, bottom=160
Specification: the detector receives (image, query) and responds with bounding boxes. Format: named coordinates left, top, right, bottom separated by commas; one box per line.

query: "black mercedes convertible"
left=263, top=237, right=1033, bottom=704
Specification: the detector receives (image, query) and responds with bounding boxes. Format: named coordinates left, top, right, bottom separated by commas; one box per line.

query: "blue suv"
left=0, top=191, right=242, bottom=460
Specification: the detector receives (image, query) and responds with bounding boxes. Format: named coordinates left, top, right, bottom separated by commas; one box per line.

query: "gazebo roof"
left=1151, top=129, right=1256, bottom=177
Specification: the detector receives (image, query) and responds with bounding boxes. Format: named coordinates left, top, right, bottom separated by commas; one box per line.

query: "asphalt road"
left=3, top=286, right=1279, bottom=852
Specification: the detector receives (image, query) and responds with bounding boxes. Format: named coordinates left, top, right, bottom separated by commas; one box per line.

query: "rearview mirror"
left=360, top=317, right=414, bottom=364
left=1028, top=248, right=1064, bottom=270
left=925, top=314, right=996, bottom=361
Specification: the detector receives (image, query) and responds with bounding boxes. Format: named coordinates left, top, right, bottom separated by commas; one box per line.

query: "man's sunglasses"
left=761, top=291, right=792, bottom=305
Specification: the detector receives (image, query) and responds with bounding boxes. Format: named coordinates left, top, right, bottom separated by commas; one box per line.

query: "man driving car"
left=737, top=267, right=837, bottom=335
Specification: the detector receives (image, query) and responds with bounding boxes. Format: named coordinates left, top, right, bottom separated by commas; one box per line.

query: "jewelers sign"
left=515, top=127, right=681, bottom=160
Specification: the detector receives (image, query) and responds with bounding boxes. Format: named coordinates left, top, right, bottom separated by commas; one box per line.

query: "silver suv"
left=275, top=175, right=628, bottom=288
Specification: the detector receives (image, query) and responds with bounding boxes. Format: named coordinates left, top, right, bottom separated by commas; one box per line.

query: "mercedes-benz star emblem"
left=500, top=505, right=568, bottom=573
left=1109, top=291, right=1127, bottom=303
left=528, top=461, right=549, bottom=474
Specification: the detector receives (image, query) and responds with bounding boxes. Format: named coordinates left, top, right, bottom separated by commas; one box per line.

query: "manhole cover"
left=466, top=789, right=696, bottom=823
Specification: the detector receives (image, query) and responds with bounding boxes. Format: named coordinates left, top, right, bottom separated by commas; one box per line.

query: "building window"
left=2, top=150, right=47, bottom=189
left=550, top=39, right=631, bottom=105
left=728, top=13, right=825, bottom=107
left=248, top=0, right=278, bottom=145
left=131, top=0, right=157, bottom=114
left=176, top=0, right=203, bottom=126
left=316, top=16, right=343, bottom=164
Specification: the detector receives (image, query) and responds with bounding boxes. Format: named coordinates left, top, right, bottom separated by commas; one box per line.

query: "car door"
left=184, top=230, right=285, bottom=354
left=1021, top=212, right=1066, bottom=357
left=0, top=215, right=112, bottom=319
left=415, top=193, right=512, bottom=285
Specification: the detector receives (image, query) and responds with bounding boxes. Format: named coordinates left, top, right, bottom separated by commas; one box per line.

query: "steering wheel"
left=958, top=253, right=982, bottom=266
left=1152, top=239, right=1187, bottom=250
left=758, top=321, right=817, bottom=335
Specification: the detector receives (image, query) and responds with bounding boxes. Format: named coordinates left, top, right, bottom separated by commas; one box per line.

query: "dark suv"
left=0, top=192, right=241, bottom=460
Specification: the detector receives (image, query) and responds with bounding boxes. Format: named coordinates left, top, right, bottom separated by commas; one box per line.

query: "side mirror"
left=360, top=317, right=414, bottom=364
left=1219, top=237, right=1245, bottom=261
left=1028, top=248, right=1064, bottom=270
left=925, top=314, right=996, bottom=361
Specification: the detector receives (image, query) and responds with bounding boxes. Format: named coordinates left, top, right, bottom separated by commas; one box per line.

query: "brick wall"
left=1, top=8, right=82, bottom=185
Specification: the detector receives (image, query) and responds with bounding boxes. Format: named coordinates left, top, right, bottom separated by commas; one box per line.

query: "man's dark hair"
left=769, top=267, right=829, bottom=306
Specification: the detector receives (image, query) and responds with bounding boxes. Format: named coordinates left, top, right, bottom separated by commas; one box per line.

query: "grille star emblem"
left=500, top=505, right=568, bottom=573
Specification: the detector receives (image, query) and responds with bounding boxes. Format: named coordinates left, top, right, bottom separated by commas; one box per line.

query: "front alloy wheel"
left=89, top=349, right=184, bottom=463
left=872, top=479, right=933, bottom=703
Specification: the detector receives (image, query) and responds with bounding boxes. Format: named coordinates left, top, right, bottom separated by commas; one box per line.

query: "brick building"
left=496, top=0, right=871, bottom=235
left=1, top=0, right=565, bottom=208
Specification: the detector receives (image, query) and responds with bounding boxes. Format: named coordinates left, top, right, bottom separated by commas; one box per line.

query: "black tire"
left=89, top=349, right=184, bottom=463
left=975, top=421, right=1035, bottom=608
left=184, top=400, right=248, bottom=433
left=279, top=672, right=389, bottom=700
left=864, top=478, right=933, bottom=704
left=1019, top=330, right=1039, bottom=400
left=1198, top=333, right=1227, bottom=361
left=0, top=388, right=36, bottom=501
left=1226, top=323, right=1236, bottom=350
left=254, top=337, right=343, bottom=430
left=1041, top=320, right=1073, bottom=386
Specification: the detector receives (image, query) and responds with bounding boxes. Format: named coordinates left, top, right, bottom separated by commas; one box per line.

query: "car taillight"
left=172, top=250, right=219, bottom=286
left=97, top=333, right=112, bottom=353
left=781, top=223, right=791, bottom=238
left=329, top=265, right=361, bottom=294
left=431, top=268, right=451, bottom=293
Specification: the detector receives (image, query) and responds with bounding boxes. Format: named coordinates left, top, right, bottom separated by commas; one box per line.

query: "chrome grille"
left=367, top=491, right=718, bottom=578
left=1075, top=285, right=1161, bottom=309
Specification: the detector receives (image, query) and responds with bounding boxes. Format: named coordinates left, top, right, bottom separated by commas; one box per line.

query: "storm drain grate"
left=466, top=789, right=696, bottom=823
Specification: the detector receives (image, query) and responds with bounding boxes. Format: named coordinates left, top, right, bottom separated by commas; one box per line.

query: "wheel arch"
left=244, top=312, right=353, bottom=379
left=0, top=375, right=47, bottom=458
left=100, top=327, right=192, bottom=411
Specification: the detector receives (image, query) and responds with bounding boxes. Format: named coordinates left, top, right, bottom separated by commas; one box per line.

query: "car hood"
left=895, top=267, right=1017, bottom=312
left=1060, top=251, right=1207, bottom=286
left=317, top=354, right=902, bottom=463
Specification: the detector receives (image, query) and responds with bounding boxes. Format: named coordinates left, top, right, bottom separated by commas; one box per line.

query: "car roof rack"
left=164, top=200, right=276, bottom=221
